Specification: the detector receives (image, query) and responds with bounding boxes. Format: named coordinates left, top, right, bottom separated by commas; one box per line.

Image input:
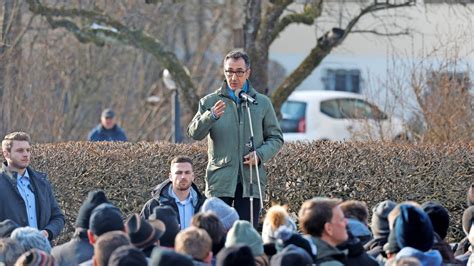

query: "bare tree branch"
left=271, top=0, right=416, bottom=114
left=351, top=29, right=410, bottom=36
left=25, top=0, right=198, bottom=114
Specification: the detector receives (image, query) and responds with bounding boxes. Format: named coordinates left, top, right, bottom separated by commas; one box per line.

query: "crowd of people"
left=0, top=177, right=473, bottom=266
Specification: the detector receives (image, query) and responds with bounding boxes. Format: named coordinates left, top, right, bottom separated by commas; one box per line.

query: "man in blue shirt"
left=0, top=132, right=65, bottom=241
left=88, top=108, right=128, bottom=142
left=140, top=156, right=206, bottom=230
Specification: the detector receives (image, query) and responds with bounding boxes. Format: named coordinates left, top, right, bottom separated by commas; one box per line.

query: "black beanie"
left=75, top=190, right=109, bottom=229
left=216, top=244, right=256, bottom=266
left=108, top=245, right=147, bottom=266
left=421, top=201, right=450, bottom=240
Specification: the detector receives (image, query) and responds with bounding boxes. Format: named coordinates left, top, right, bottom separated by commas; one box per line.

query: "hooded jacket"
left=140, top=179, right=206, bottom=223
left=187, top=81, right=283, bottom=198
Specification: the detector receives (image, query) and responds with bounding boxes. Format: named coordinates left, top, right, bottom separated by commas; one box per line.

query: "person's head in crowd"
left=1, top=132, right=31, bottom=173
left=339, top=200, right=372, bottom=244
left=175, top=226, right=212, bottom=264
left=75, top=190, right=110, bottom=230
left=270, top=244, right=313, bottom=266
left=201, top=197, right=239, bottom=232
left=225, top=220, right=264, bottom=257
left=149, top=205, right=180, bottom=247
left=261, top=204, right=297, bottom=244
left=395, top=204, right=434, bottom=252
left=421, top=201, right=450, bottom=240
left=93, top=230, right=130, bottom=266
left=388, top=201, right=421, bottom=230
left=150, top=247, right=194, bottom=266
left=0, top=219, right=20, bottom=238
left=340, top=200, right=369, bottom=225
left=10, top=227, right=51, bottom=254
left=299, top=197, right=348, bottom=247
left=468, top=183, right=474, bottom=206
left=125, top=213, right=163, bottom=250
left=14, top=248, right=56, bottom=266
left=274, top=225, right=316, bottom=259
left=216, top=245, right=256, bottom=266
left=0, top=238, right=24, bottom=266
left=87, top=203, right=124, bottom=244
left=191, top=211, right=226, bottom=255
left=100, top=108, right=117, bottom=130
left=371, top=200, right=396, bottom=239
left=108, top=245, right=147, bottom=266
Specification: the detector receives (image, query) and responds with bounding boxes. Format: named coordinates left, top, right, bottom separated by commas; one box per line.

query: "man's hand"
left=243, top=152, right=259, bottom=166
left=211, top=100, right=226, bottom=118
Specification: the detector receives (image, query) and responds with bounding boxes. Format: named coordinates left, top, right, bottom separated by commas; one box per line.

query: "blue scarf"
left=226, top=80, right=249, bottom=105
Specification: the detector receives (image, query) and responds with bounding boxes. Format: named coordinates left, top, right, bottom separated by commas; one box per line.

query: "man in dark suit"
left=0, top=132, right=64, bottom=241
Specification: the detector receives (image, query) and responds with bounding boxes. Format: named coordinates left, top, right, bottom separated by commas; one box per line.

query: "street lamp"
left=163, top=69, right=181, bottom=143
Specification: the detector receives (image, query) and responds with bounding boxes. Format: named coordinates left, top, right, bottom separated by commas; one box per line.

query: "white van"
left=279, top=90, right=408, bottom=142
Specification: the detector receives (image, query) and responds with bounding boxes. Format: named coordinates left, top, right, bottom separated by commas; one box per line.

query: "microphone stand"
left=242, top=100, right=264, bottom=228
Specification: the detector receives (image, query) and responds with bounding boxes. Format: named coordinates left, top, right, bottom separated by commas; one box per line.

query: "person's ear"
left=87, top=230, right=96, bottom=245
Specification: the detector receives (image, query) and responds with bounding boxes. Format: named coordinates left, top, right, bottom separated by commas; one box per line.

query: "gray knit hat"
left=225, top=220, right=264, bottom=256
left=201, top=197, right=239, bottom=231
left=371, top=200, right=396, bottom=238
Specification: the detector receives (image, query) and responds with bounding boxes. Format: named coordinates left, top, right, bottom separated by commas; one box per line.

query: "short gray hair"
left=10, top=227, right=51, bottom=254
left=224, top=49, right=251, bottom=69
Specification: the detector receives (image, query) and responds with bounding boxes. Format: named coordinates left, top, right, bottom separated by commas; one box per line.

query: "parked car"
left=279, top=90, right=408, bottom=142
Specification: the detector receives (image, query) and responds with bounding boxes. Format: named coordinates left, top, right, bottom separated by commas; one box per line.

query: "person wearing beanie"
left=125, top=213, right=164, bottom=257
left=108, top=245, right=147, bottom=266
left=364, top=200, right=396, bottom=259
left=148, top=205, right=181, bottom=247
left=14, top=248, right=56, bottom=266
left=52, top=190, right=109, bottom=266
left=421, top=201, right=459, bottom=264
left=261, top=205, right=297, bottom=244
left=11, top=227, right=52, bottom=254
left=225, top=220, right=264, bottom=257
left=150, top=247, right=194, bottom=266
left=298, top=197, right=347, bottom=266
left=216, top=244, right=256, bottom=266
left=392, top=205, right=443, bottom=266
left=140, top=156, right=206, bottom=230
left=200, top=197, right=239, bottom=232
left=87, top=203, right=125, bottom=246
left=270, top=244, right=313, bottom=266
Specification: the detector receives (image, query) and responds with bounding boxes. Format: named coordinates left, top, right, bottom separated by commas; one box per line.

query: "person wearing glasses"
left=187, top=49, right=283, bottom=228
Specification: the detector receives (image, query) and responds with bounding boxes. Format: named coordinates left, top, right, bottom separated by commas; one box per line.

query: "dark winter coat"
left=87, top=124, right=127, bottom=142
left=0, top=163, right=65, bottom=240
left=140, top=179, right=206, bottom=222
left=51, top=229, right=94, bottom=266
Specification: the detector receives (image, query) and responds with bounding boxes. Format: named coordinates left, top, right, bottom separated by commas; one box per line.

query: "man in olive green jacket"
left=187, top=49, right=283, bottom=228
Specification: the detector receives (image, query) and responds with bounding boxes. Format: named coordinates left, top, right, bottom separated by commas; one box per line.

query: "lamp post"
left=163, top=69, right=181, bottom=143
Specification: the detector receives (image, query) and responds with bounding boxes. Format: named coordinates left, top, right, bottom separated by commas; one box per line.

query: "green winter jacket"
left=187, top=81, right=283, bottom=198
left=310, top=236, right=347, bottom=266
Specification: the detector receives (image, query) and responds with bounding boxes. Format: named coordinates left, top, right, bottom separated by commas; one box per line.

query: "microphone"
left=235, top=89, right=258, bottom=105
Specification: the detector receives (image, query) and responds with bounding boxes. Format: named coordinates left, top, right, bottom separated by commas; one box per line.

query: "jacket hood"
left=311, top=236, right=346, bottom=262
left=396, top=247, right=442, bottom=266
